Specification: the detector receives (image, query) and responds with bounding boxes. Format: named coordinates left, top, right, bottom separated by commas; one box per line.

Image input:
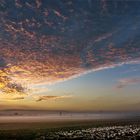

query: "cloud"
left=0, top=93, right=26, bottom=101
left=117, top=77, right=140, bottom=88
left=10, top=96, right=25, bottom=100
left=34, top=95, right=73, bottom=102
left=0, top=1, right=140, bottom=94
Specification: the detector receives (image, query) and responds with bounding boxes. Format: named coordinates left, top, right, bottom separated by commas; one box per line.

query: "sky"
left=0, top=0, right=140, bottom=111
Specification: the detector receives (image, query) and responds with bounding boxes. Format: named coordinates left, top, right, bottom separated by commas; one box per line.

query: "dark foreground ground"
left=0, top=119, right=140, bottom=140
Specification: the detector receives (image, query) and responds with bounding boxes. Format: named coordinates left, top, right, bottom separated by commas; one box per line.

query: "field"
left=0, top=119, right=139, bottom=140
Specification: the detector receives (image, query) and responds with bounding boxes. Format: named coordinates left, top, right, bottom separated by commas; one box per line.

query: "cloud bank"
left=0, top=0, right=140, bottom=94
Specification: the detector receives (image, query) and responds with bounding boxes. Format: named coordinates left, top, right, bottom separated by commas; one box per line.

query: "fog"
left=0, top=111, right=139, bottom=123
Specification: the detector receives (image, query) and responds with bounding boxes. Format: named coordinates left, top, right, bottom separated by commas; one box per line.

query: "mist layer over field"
left=0, top=111, right=139, bottom=123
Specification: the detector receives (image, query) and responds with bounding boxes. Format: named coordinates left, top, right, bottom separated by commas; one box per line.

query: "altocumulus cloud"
left=0, top=0, right=140, bottom=94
